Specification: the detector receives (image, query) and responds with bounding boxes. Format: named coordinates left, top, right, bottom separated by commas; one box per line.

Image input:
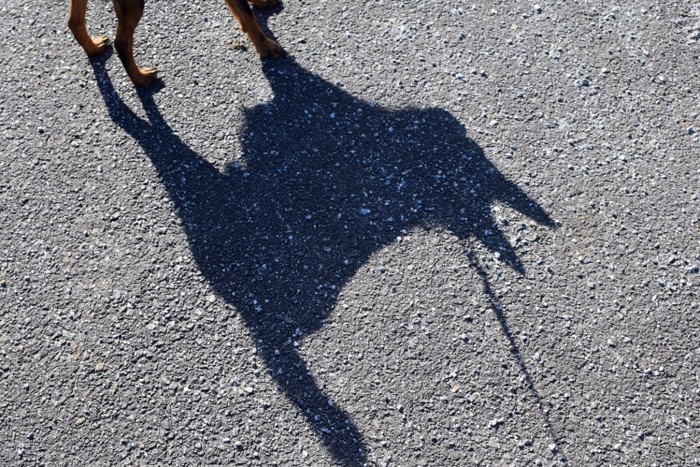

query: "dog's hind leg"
left=224, top=0, right=285, bottom=58
left=112, top=0, right=158, bottom=86
left=68, top=0, right=110, bottom=56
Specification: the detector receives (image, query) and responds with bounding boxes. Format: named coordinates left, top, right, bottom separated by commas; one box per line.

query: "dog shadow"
left=90, top=53, right=557, bottom=464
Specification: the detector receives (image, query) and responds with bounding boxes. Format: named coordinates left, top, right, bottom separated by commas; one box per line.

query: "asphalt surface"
left=1, top=1, right=699, bottom=465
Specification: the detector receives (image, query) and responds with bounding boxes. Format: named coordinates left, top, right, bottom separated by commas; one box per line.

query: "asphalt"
left=1, top=1, right=698, bottom=465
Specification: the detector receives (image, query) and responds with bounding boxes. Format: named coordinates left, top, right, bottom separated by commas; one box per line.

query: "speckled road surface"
left=1, top=1, right=698, bottom=465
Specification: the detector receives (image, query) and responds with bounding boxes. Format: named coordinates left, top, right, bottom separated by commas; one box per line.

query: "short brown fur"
left=68, top=0, right=284, bottom=86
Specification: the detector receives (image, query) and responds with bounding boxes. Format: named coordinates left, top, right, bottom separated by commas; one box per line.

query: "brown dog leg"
left=224, top=0, right=285, bottom=58
left=112, top=0, right=158, bottom=86
left=68, top=0, right=110, bottom=56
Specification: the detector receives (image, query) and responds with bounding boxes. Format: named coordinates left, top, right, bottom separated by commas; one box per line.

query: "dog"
left=68, top=0, right=285, bottom=86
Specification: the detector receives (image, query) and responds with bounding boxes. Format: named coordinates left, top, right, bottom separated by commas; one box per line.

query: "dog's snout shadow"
left=89, top=48, right=558, bottom=464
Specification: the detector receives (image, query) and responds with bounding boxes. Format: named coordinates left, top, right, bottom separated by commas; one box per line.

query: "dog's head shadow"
left=90, top=54, right=557, bottom=465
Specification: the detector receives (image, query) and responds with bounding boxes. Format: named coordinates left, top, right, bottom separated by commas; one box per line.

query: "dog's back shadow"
left=90, top=54, right=557, bottom=465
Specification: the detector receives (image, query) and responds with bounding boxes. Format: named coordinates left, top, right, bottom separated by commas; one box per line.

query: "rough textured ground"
left=1, top=0, right=698, bottom=465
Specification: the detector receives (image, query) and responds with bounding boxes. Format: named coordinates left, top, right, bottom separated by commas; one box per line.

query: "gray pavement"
left=1, top=1, right=698, bottom=465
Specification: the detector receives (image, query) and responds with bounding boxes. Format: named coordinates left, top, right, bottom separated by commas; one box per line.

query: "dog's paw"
left=131, top=67, right=159, bottom=87
left=85, top=36, right=111, bottom=56
left=256, top=37, right=286, bottom=58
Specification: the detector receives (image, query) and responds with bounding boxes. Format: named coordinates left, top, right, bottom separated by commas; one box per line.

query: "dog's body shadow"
left=91, top=55, right=556, bottom=465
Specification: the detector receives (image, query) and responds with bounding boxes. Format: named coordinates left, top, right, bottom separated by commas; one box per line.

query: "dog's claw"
left=85, top=36, right=111, bottom=56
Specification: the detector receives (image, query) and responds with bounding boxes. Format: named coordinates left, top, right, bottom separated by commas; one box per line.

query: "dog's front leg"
left=68, top=0, right=110, bottom=56
left=113, top=0, right=158, bottom=86
left=224, top=0, right=285, bottom=58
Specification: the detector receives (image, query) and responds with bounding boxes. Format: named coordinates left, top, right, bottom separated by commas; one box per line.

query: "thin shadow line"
left=466, top=250, right=568, bottom=463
